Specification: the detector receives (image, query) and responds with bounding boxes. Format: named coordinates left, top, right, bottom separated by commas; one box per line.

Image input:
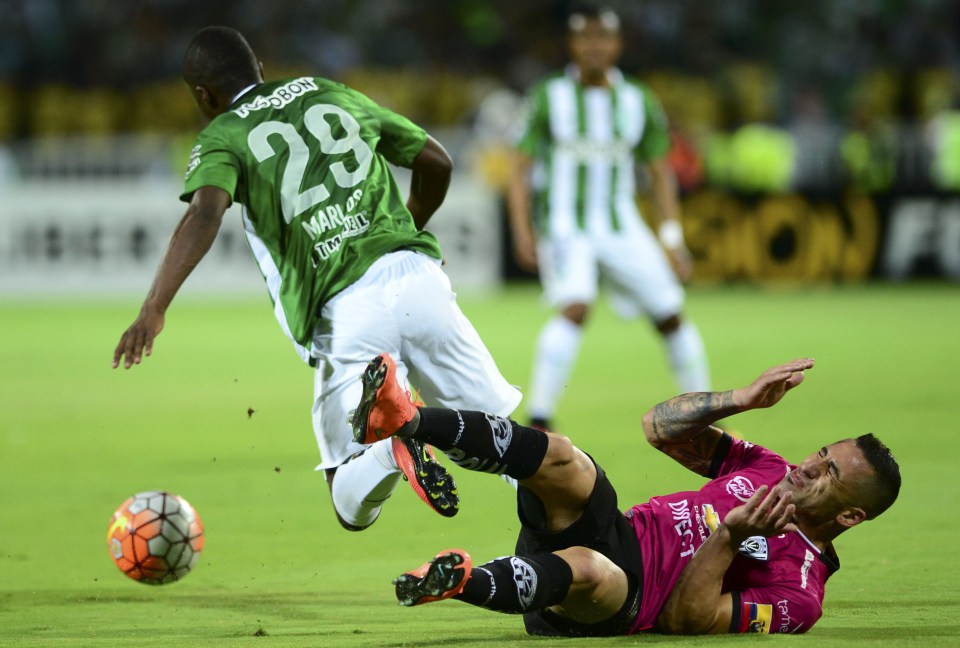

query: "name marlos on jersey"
left=300, top=187, right=371, bottom=264
left=233, top=77, right=319, bottom=119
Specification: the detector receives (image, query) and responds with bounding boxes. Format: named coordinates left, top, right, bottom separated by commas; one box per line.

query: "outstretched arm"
left=406, top=134, right=452, bottom=230
left=112, top=186, right=231, bottom=368
left=641, top=358, right=815, bottom=476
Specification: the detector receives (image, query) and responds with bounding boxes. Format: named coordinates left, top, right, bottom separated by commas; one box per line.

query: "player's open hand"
left=723, top=484, right=797, bottom=543
left=733, top=358, right=814, bottom=410
left=112, top=307, right=165, bottom=369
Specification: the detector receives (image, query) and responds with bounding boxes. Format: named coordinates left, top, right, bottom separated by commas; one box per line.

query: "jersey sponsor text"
left=234, top=77, right=319, bottom=118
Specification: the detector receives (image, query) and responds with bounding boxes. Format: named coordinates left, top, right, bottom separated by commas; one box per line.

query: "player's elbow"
left=414, top=135, right=453, bottom=179
left=641, top=408, right=661, bottom=449
left=666, top=620, right=716, bottom=636
left=656, top=607, right=718, bottom=636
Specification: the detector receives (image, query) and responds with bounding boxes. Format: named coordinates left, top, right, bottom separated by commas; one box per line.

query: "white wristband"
left=658, top=220, right=685, bottom=249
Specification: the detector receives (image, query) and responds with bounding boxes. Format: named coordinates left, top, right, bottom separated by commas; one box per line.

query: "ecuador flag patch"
left=736, top=600, right=773, bottom=634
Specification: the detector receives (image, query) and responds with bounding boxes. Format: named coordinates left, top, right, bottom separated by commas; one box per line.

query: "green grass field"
left=1, top=282, right=958, bottom=647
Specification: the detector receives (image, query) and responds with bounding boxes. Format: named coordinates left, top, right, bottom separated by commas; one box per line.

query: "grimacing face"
left=568, top=19, right=622, bottom=78
left=777, top=439, right=874, bottom=527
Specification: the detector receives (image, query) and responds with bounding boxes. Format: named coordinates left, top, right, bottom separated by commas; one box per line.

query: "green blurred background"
left=1, top=285, right=958, bottom=646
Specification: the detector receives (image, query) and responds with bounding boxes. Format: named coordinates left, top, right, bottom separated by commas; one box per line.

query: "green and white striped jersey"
left=516, top=66, right=671, bottom=238
left=182, top=77, right=441, bottom=359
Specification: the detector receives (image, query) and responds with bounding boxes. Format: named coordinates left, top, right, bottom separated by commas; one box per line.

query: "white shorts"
left=310, top=251, right=522, bottom=469
left=536, top=228, right=684, bottom=322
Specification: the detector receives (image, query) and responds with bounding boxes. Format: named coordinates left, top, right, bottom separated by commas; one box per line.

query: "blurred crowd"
left=1, top=0, right=959, bottom=191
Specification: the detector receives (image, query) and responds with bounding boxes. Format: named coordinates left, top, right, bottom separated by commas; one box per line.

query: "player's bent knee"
left=561, top=302, right=590, bottom=326
left=552, top=547, right=628, bottom=622
left=530, top=433, right=595, bottom=498
left=542, top=432, right=578, bottom=467
left=557, top=547, right=619, bottom=588
left=654, top=313, right=682, bottom=334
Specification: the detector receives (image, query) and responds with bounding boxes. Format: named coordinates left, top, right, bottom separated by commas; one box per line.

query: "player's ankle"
left=398, top=407, right=421, bottom=438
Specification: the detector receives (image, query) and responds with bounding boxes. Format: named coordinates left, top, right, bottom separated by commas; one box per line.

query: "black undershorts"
left=514, top=458, right=644, bottom=637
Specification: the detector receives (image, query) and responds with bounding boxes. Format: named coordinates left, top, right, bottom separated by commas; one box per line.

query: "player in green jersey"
left=507, top=6, right=711, bottom=432
left=112, top=26, right=520, bottom=531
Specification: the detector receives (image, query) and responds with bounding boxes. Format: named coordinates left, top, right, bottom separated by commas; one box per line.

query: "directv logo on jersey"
left=738, top=536, right=769, bottom=561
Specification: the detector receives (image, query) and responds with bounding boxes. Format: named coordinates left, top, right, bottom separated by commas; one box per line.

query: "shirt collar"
left=231, top=84, right=259, bottom=105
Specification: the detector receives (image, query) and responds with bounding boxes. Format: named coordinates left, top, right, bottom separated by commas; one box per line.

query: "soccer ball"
left=107, top=490, right=204, bottom=585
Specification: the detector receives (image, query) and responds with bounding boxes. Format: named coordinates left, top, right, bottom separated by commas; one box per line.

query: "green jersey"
left=516, top=67, right=670, bottom=238
left=182, top=77, right=442, bottom=356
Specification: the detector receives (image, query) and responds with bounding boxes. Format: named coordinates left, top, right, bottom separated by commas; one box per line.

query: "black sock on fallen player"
left=456, top=553, right=573, bottom=613
left=412, top=408, right=549, bottom=480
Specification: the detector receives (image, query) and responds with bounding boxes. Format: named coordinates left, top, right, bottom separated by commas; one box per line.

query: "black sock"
left=413, top=408, right=549, bottom=480
left=456, top=553, right=573, bottom=613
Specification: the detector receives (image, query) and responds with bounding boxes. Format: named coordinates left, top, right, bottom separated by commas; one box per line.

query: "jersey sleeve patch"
left=729, top=589, right=816, bottom=634
left=180, top=137, right=241, bottom=204
left=731, top=593, right=774, bottom=634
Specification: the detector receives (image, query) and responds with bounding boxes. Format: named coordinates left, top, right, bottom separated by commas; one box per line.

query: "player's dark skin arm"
left=655, top=485, right=797, bottom=634
left=112, top=186, right=231, bottom=368
left=406, top=134, right=452, bottom=230
left=641, top=358, right=816, bottom=476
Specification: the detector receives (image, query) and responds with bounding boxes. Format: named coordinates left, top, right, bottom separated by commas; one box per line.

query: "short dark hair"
left=182, top=26, right=260, bottom=96
left=855, top=434, right=901, bottom=519
left=567, top=5, right=621, bottom=33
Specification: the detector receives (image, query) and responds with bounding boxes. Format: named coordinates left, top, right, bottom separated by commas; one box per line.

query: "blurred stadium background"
left=1, top=0, right=959, bottom=296
left=2, top=4, right=960, bottom=644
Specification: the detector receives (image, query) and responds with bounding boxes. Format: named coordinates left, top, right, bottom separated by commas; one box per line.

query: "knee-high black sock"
left=413, top=408, right=549, bottom=479
left=456, top=553, right=573, bottom=613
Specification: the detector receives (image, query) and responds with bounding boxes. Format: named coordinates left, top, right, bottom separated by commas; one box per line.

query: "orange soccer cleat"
left=393, top=549, right=473, bottom=607
left=392, top=436, right=459, bottom=517
left=352, top=353, right=419, bottom=444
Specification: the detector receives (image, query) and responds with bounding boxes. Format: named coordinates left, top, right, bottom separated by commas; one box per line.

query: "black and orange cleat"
left=392, top=437, right=460, bottom=518
left=394, top=549, right=472, bottom=607
left=352, top=353, right=419, bottom=444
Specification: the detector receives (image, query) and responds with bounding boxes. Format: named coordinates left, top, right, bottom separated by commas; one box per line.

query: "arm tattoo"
left=650, top=390, right=738, bottom=443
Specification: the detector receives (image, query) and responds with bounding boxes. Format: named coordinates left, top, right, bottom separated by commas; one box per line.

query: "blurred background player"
left=112, top=27, right=520, bottom=531
left=507, top=5, right=710, bottom=431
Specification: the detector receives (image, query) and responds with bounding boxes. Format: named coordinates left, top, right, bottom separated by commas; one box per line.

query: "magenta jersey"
left=625, top=436, right=839, bottom=634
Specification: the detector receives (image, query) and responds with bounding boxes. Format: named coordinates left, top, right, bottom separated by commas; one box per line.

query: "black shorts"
left=514, top=458, right=643, bottom=637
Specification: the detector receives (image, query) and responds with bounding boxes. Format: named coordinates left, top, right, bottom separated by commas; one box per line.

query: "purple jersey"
left=625, top=437, right=838, bottom=634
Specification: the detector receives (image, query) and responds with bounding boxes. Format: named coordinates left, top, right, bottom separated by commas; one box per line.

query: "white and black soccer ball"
left=106, top=490, right=204, bottom=585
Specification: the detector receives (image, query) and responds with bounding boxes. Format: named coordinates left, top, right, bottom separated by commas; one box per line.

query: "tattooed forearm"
left=650, top=390, right=739, bottom=443
left=641, top=389, right=743, bottom=476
